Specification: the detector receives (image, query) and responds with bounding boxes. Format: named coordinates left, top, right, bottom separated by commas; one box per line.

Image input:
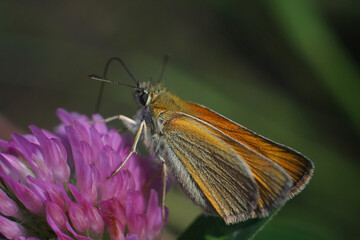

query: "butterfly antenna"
left=95, top=57, right=139, bottom=112
left=157, top=53, right=170, bottom=83
left=89, top=74, right=140, bottom=89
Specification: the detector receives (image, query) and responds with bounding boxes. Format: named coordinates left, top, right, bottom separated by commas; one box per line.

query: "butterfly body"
left=126, top=81, right=313, bottom=224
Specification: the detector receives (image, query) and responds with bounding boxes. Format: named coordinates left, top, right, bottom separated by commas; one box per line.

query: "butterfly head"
left=134, top=81, right=166, bottom=107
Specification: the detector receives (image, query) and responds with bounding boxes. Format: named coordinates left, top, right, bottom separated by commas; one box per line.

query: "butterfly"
left=89, top=56, right=314, bottom=224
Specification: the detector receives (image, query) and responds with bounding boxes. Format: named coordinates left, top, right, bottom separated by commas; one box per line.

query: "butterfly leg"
left=90, top=114, right=137, bottom=130
left=157, top=154, right=167, bottom=220
left=107, top=119, right=146, bottom=178
left=99, top=115, right=137, bottom=127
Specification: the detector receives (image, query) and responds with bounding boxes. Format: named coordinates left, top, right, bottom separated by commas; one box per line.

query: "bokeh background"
left=1, top=0, right=359, bottom=239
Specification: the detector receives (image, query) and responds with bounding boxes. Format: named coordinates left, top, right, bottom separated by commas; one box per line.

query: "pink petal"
left=27, top=177, right=67, bottom=212
left=98, top=198, right=126, bottom=226
left=46, top=212, right=74, bottom=240
left=126, top=191, right=146, bottom=213
left=65, top=126, right=80, bottom=152
left=66, top=221, right=92, bottom=240
left=72, top=147, right=99, bottom=203
left=70, top=121, right=91, bottom=144
left=68, top=184, right=85, bottom=204
left=15, top=237, right=41, bottom=240
left=98, top=153, right=129, bottom=200
left=103, top=129, right=122, bottom=151
left=26, top=177, right=48, bottom=202
left=1, top=174, right=43, bottom=214
left=0, top=152, right=35, bottom=183
left=68, top=201, right=88, bottom=233
left=146, top=190, right=167, bottom=238
left=125, top=233, right=139, bottom=240
left=89, top=126, right=104, bottom=155
left=68, top=185, right=104, bottom=236
left=91, top=114, right=107, bottom=134
left=0, top=215, right=26, bottom=239
left=80, top=141, right=95, bottom=165
left=146, top=190, right=161, bottom=223
left=30, top=125, right=70, bottom=182
left=56, top=108, right=75, bottom=126
left=51, top=137, right=70, bottom=181
left=12, top=133, right=53, bottom=182
left=97, top=151, right=111, bottom=181
left=102, top=216, right=125, bottom=240
left=83, top=202, right=104, bottom=236
left=0, top=188, right=21, bottom=218
left=125, top=200, right=145, bottom=237
left=45, top=201, right=67, bottom=231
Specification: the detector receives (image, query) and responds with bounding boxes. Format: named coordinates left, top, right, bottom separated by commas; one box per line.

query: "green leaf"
left=178, top=213, right=274, bottom=240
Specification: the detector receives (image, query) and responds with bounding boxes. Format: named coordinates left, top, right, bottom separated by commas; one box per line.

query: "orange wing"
left=160, top=111, right=292, bottom=223
left=182, top=102, right=314, bottom=198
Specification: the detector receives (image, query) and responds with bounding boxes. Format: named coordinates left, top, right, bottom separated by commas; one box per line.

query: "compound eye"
left=138, top=92, right=149, bottom=105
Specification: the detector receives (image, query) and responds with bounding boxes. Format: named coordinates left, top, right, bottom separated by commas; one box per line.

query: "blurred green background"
left=1, top=0, right=359, bottom=239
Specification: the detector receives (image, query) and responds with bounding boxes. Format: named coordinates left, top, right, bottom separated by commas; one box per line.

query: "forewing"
left=161, top=111, right=292, bottom=222
left=214, top=127, right=292, bottom=217
left=161, top=111, right=259, bottom=223
left=183, top=102, right=314, bottom=197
